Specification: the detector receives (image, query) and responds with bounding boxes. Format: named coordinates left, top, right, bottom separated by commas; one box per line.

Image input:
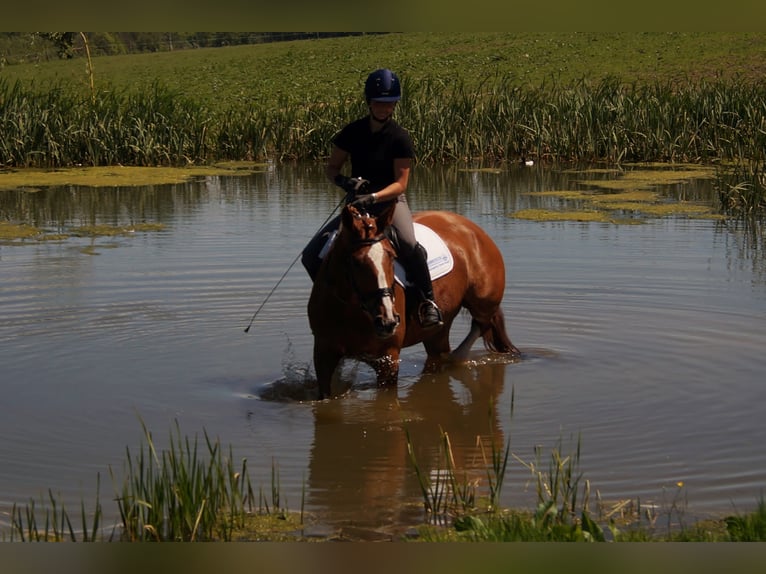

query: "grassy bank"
left=1, top=33, right=765, bottom=166
left=4, top=74, right=765, bottom=168
left=3, top=417, right=765, bottom=542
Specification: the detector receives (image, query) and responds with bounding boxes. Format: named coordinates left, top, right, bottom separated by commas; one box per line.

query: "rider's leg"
left=390, top=200, right=443, bottom=328
left=301, top=215, right=341, bottom=282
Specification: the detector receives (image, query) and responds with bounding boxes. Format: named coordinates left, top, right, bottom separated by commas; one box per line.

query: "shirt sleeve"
left=393, top=128, right=416, bottom=160
left=331, top=122, right=356, bottom=152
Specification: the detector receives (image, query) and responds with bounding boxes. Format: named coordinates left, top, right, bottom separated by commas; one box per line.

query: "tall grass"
left=726, top=497, right=766, bottom=541
left=716, top=161, right=766, bottom=216
left=2, top=75, right=765, bottom=172
left=110, top=418, right=257, bottom=541
left=3, top=416, right=766, bottom=542
left=6, top=478, right=105, bottom=542
left=406, top=397, right=766, bottom=542
left=1, top=419, right=293, bottom=542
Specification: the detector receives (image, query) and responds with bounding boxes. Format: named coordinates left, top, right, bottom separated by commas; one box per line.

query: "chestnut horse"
left=308, top=203, right=520, bottom=399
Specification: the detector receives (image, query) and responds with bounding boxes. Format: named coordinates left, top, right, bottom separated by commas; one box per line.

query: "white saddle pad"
left=394, top=223, right=454, bottom=286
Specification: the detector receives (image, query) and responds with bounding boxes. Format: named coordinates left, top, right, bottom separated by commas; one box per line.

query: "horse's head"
left=339, top=204, right=400, bottom=338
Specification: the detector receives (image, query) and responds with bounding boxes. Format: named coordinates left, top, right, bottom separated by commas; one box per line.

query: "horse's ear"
left=376, top=202, right=396, bottom=229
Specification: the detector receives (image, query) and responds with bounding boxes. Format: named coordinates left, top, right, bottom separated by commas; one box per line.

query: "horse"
left=307, top=203, right=521, bottom=399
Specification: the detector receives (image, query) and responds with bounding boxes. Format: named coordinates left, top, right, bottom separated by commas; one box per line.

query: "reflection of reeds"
left=2, top=75, right=765, bottom=169
left=716, top=162, right=766, bottom=216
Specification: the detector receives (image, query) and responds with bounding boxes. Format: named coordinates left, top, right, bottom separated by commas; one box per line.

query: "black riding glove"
left=334, top=175, right=370, bottom=195
left=349, top=194, right=376, bottom=209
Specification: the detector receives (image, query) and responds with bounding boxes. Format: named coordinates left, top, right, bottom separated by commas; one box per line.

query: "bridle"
left=346, top=234, right=398, bottom=319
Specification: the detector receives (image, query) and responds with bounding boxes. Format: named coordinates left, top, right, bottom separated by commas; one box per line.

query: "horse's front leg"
left=314, top=344, right=342, bottom=400
left=372, top=349, right=401, bottom=387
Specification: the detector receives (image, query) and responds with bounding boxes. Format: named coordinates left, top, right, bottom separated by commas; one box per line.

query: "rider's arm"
left=325, top=146, right=349, bottom=185
left=372, top=157, right=411, bottom=203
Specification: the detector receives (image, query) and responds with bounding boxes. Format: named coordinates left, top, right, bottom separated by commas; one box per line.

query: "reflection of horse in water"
left=307, top=360, right=511, bottom=535
left=308, top=204, right=521, bottom=399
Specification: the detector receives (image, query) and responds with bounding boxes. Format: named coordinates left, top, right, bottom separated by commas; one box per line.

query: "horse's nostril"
left=374, top=316, right=398, bottom=337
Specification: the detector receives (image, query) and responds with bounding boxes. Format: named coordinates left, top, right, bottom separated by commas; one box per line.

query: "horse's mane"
left=340, top=204, right=394, bottom=245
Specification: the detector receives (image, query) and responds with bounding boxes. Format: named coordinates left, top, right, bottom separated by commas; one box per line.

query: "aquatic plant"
left=716, top=161, right=766, bottom=216
left=0, top=418, right=297, bottom=542
left=2, top=72, right=765, bottom=177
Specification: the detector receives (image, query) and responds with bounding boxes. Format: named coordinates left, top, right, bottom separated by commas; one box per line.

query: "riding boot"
left=407, top=243, right=444, bottom=328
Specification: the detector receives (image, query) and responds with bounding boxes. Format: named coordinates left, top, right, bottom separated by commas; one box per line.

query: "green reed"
left=5, top=476, right=105, bottom=542
left=3, top=416, right=766, bottom=541
left=3, top=74, right=765, bottom=174
left=109, top=418, right=259, bottom=541
left=725, top=497, right=766, bottom=541
left=409, top=424, right=606, bottom=542
left=0, top=418, right=297, bottom=542
left=716, top=161, right=766, bottom=216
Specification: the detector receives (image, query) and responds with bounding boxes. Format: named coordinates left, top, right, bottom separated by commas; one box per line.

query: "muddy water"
left=1, top=163, right=765, bottom=535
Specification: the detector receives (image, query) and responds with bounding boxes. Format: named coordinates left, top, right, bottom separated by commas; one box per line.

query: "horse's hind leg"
left=451, top=319, right=483, bottom=362
left=451, top=308, right=521, bottom=362
left=483, top=307, right=520, bottom=356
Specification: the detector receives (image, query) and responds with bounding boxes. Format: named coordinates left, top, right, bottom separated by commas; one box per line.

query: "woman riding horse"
left=301, top=68, right=443, bottom=329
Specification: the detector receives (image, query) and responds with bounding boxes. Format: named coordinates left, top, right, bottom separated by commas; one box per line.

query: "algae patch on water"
left=69, top=223, right=166, bottom=237
left=514, top=165, right=719, bottom=223
left=1, top=221, right=166, bottom=243
left=0, top=222, right=41, bottom=240
left=0, top=164, right=263, bottom=241
left=512, top=209, right=614, bottom=223
left=0, top=163, right=267, bottom=190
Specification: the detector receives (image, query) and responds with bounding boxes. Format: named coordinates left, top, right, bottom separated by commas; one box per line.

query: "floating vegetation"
left=512, top=209, right=614, bottom=223
left=69, top=223, right=166, bottom=237
left=0, top=164, right=266, bottom=191
left=0, top=221, right=41, bottom=240
left=0, top=221, right=166, bottom=242
left=513, top=166, right=720, bottom=223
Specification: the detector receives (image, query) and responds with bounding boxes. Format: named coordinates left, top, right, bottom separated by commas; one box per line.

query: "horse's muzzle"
left=374, top=313, right=401, bottom=338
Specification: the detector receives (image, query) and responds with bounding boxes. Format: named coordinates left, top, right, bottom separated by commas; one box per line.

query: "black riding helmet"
left=364, top=69, right=401, bottom=102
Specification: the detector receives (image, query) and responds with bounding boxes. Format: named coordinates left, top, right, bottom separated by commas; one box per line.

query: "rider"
left=301, top=68, right=443, bottom=329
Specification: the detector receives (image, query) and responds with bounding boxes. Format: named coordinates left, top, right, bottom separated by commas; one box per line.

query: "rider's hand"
left=335, top=175, right=370, bottom=195
left=349, top=194, right=376, bottom=209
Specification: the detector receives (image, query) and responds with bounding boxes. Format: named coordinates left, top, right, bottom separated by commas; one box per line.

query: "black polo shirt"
left=332, top=116, right=415, bottom=194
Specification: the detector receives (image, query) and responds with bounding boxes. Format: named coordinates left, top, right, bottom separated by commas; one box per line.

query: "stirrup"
left=418, top=300, right=443, bottom=328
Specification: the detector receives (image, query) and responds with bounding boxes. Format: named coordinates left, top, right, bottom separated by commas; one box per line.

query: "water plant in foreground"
left=405, top=395, right=766, bottom=542
left=3, top=414, right=766, bottom=542
left=1, top=418, right=300, bottom=542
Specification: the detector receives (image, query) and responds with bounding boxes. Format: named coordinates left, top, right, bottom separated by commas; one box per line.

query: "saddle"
left=392, top=223, right=453, bottom=286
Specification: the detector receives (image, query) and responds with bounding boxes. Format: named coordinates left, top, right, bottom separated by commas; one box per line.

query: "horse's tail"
left=481, top=308, right=521, bottom=356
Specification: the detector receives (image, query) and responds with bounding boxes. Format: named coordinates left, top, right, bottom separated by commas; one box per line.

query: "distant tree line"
left=0, top=32, right=372, bottom=65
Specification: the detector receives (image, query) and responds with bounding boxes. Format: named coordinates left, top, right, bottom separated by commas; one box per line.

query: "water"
left=1, top=163, right=765, bottom=536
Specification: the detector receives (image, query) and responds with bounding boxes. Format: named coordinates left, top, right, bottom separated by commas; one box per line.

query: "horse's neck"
left=318, top=242, right=353, bottom=295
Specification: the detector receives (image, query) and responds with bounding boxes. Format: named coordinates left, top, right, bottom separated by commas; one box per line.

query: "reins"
left=243, top=196, right=345, bottom=333
left=326, top=230, right=398, bottom=315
